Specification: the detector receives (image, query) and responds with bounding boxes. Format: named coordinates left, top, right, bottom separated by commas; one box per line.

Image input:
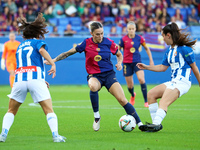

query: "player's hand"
left=136, top=63, right=147, bottom=70
left=45, top=81, right=50, bottom=88
left=48, top=64, right=56, bottom=78
left=1, top=58, right=5, bottom=70
left=115, top=63, right=122, bottom=71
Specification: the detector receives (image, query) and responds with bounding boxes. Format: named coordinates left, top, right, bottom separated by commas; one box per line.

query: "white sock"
left=46, top=113, right=58, bottom=135
left=2, top=113, right=14, bottom=135
left=137, top=122, right=143, bottom=127
left=94, top=111, right=100, bottom=118
left=153, top=108, right=166, bottom=125
left=149, top=103, right=158, bottom=122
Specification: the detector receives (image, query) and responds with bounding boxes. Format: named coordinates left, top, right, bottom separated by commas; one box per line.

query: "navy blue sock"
left=123, top=103, right=141, bottom=124
left=128, top=87, right=135, bottom=97
left=90, top=91, right=99, bottom=112
left=141, top=83, right=147, bottom=103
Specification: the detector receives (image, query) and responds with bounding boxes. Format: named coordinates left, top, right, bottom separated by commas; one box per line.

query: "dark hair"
left=17, top=13, right=48, bottom=39
left=89, top=21, right=103, bottom=33
left=162, top=22, right=196, bottom=48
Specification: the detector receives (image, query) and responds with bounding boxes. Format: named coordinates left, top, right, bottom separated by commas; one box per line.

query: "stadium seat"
left=103, top=26, right=111, bottom=35
left=104, top=17, right=115, bottom=23
left=69, top=17, right=82, bottom=26
left=57, top=26, right=66, bottom=34
left=71, top=26, right=82, bottom=32
left=166, top=8, right=176, bottom=17
left=48, top=18, right=58, bottom=26
left=46, top=26, right=53, bottom=33
left=116, top=26, right=122, bottom=34
left=180, top=8, right=188, bottom=23
left=190, top=26, right=200, bottom=34
left=58, top=18, right=69, bottom=26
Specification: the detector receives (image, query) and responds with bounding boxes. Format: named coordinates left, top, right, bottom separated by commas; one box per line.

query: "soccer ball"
left=119, top=115, right=136, bottom=132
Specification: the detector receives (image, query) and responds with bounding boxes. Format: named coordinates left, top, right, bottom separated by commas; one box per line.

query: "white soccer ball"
left=119, top=115, right=136, bottom=132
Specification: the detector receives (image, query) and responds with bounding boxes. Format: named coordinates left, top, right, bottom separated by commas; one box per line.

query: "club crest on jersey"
left=94, top=55, right=102, bottom=62
left=96, top=48, right=100, bottom=51
left=174, top=51, right=177, bottom=56
left=130, top=47, right=135, bottom=53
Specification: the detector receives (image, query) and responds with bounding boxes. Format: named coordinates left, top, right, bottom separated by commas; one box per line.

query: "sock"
left=90, top=91, right=99, bottom=113
left=149, top=103, right=158, bottom=122
left=153, top=108, right=166, bottom=125
left=46, top=113, right=58, bottom=136
left=9, top=75, right=15, bottom=88
left=128, top=87, right=135, bottom=97
left=140, top=83, right=147, bottom=103
left=123, top=103, right=141, bottom=124
left=94, top=111, right=100, bottom=119
left=1, top=113, right=14, bottom=136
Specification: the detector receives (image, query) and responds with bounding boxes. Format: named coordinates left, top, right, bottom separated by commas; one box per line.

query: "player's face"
left=161, top=31, right=173, bottom=45
left=9, top=33, right=15, bottom=41
left=91, top=28, right=104, bottom=43
left=127, top=24, right=136, bottom=35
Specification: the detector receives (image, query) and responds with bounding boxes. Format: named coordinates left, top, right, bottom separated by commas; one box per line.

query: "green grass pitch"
left=0, top=85, right=199, bottom=150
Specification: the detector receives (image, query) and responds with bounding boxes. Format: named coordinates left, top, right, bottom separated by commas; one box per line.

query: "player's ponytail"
left=162, top=23, right=196, bottom=48
left=18, top=13, right=48, bottom=39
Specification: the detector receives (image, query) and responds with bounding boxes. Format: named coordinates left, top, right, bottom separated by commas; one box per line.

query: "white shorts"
left=164, top=77, right=191, bottom=97
left=8, top=79, right=51, bottom=103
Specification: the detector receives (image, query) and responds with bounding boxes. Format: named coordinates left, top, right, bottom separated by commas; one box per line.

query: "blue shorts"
left=123, top=62, right=141, bottom=77
left=87, top=70, right=118, bottom=90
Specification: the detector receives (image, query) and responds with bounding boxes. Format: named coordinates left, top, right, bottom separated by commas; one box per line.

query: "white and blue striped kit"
left=15, top=39, right=48, bottom=82
left=162, top=45, right=195, bottom=81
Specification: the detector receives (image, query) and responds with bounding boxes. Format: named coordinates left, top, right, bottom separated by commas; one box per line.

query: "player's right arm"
left=54, top=47, right=77, bottom=62
left=136, top=63, right=169, bottom=72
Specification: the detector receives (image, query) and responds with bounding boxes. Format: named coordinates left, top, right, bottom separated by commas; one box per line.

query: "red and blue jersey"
left=119, top=34, right=145, bottom=63
left=15, top=39, right=48, bottom=82
left=75, top=37, right=118, bottom=74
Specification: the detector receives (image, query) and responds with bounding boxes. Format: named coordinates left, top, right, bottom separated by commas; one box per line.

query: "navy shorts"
left=87, top=70, right=118, bottom=90
left=123, top=62, right=142, bottom=77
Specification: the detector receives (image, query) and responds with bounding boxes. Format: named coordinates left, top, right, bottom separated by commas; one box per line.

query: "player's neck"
left=128, top=34, right=135, bottom=38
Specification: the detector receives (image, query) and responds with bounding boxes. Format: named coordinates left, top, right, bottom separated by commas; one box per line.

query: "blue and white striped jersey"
left=162, top=45, right=195, bottom=81
left=15, top=39, right=48, bottom=82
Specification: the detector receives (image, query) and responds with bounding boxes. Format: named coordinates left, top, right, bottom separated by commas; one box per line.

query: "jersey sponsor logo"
left=185, top=52, right=193, bottom=57
left=131, top=41, right=134, bottom=45
left=96, top=48, right=100, bottom=51
left=15, top=66, right=37, bottom=74
left=130, top=47, right=135, bottom=53
left=94, top=55, right=102, bottom=62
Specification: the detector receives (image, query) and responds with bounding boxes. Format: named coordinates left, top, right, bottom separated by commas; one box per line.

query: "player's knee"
left=147, top=90, right=156, bottom=103
left=89, top=84, right=99, bottom=92
left=138, top=78, right=145, bottom=84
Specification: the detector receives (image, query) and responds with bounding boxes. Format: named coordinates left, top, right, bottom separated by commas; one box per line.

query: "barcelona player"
left=119, top=21, right=154, bottom=107
left=1, top=32, right=20, bottom=88
left=137, top=23, right=200, bottom=132
left=45, top=21, right=144, bottom=131
left=0, top=13, right=66, bottom=142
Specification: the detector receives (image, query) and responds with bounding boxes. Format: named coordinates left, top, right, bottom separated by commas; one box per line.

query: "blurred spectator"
left=188, top=8, right=199, bottom=25
left=77, top=1, right=85, bottom=17
left=119, top=0, right=131, bottom=16
left=132, top=0, right=145, bottom=17
left=160, top=17, right=167, bottom=28
left=146, top=3, right=154, bottom=18
left=109, top=26, right=118, bottom=36
left=170, top=0, right=184, bottom=8
left=43, top=9, right=54, bottom=23
left=145, top=16, right=156, bottom=30
left=159, top=8, right=171, bottom=24
left=64, top=0, right=77, bottom=17
left=64, top=24, right=76, bottom=36
left=101, top=2, right=111, bottom=17
left=5, top=0, right=18, bottom=14
left=154, top=0, right=168, bottom=10
left=110, top=2, right=119, bottom=17
left=26, top=9, right=36, bottom=22
left=48, top=0, right=65, bottom=18
left=155, top=24, right=162, bottom=32
left=136, top=18, right=145, bottom=32
left=115, top=9, right=127, bottom=27
left=174, top=8, right=183, bottom=22
left=153, top=8, right=162, bottom=23
left=81, top=7, right=92, bottom=27
left=169, top=16, right=186, bottom=29
left=121, top=26, right=127, bottom=36
left=127, top=7, right=136, bottom=22
left=49, top=26, right=60, bottom=37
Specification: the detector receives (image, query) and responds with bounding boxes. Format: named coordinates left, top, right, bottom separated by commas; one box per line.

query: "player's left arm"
left=115, top=50, right=123, bottom=71
left=54, top=47, right=77, bottom=62
left=142, top=42, right=154, bottom=66
left=190, top=62, right=200, bottom=87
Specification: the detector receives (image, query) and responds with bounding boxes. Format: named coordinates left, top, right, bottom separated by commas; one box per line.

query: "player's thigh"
left=8, top=99, right=22, bottom=115
left=27, top=79, right=51, bottom=103
left=8, top=81, right=28, bottom=103
left=135, top=70, right=145, bottom=83
left=88, top=77, right=101, bottom=92
left=148, top=84, right=166, bottom=103
left=109, top=82, right=128, bottom=106
left=39, top=99, right=53, bottom=115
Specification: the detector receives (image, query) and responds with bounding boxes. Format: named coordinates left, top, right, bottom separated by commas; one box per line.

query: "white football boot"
left=93, top=118, right=101, bottom=131
left=53, top=135, right=66, bottom=142
left=0, top=134, right=7, bottom=142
